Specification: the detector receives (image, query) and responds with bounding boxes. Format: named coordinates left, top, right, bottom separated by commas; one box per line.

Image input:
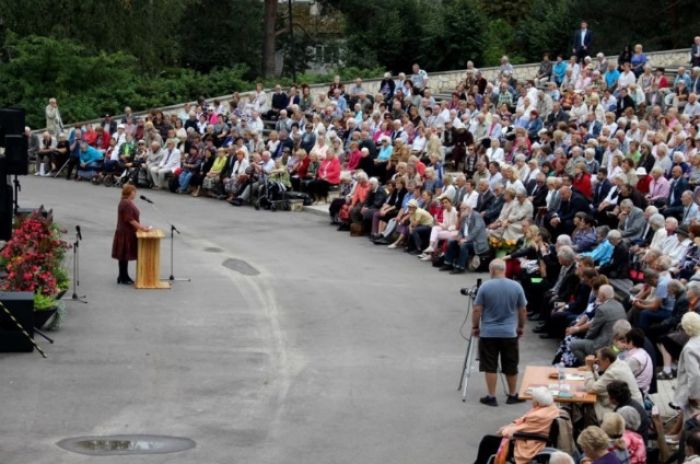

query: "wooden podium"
left=135, top=229, right=170, bottom=289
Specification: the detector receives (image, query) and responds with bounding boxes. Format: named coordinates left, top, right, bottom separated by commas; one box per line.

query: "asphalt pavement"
left=0, top=176, right=554, bottom=464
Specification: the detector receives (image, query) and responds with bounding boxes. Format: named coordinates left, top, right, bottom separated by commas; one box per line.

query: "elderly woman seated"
left=577, top=426, right=623, bottom=464
left=487, top=187, right=533, bottom=243
left=419, top=195, right=458, bottom=260
left=473, top=387, right=559, bottom=464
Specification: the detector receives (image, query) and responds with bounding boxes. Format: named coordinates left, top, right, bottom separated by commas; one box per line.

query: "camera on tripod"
left=459, top=278, right=482, bottom=299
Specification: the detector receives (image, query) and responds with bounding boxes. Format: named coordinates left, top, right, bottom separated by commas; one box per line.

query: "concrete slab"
left=0, top=176, right=557, bottom=464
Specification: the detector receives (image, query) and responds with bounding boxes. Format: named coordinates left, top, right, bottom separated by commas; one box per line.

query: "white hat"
left=407, top=199, right=419, bottom=208
left=530, top=386, right=553, bottom=406
left=117, top=123, right=125, bottom=129
left=635, top=167, right=647, bottom=176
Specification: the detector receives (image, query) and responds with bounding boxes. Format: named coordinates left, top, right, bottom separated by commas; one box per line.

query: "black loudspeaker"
left=0, top=291, right=35, bottom=353
left=4, top=134, right=28, bottom=175
left=0, top=182, right=12, bottom=241
left=0, top=108, right=28, bottom=176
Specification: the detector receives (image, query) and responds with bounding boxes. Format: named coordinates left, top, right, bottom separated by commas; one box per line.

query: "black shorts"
left=478, top=337, right=519, bottom=375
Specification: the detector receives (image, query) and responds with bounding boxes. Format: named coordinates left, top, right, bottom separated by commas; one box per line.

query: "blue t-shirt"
left=655, top=275, right=675, bottom=313
left=474, top=278, right=527, bottom=338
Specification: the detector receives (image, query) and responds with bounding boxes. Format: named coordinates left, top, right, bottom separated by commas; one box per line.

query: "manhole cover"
left=222, top=258, right=260, bottom=276
left=57, top=434, right=196, bottom=456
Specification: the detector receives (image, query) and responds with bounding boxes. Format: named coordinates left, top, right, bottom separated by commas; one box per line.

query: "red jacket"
left=573, top=172, right=592, bottom=199
left=319, top=157, right=341, bottom=184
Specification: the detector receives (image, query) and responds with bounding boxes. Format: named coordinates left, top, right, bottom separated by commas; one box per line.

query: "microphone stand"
left=67, top=226, right=87, bottom=303
left=143, top=200, right=191, bottom=283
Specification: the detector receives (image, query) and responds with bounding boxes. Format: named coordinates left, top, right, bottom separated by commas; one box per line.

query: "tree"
left=178, top=0, right=263, bottom=77
left=514, top=0, right=577, bottom=62
left=419, top=0, right=486, bottom=70
left=262, top=0, right=278, bottom=78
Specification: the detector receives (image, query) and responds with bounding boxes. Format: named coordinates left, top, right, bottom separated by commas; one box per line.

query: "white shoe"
left=387, top=242, right=398, bottom=249
left=423, top=246, right=434, bottom=254
left=421, top=255, right=433, bottom=261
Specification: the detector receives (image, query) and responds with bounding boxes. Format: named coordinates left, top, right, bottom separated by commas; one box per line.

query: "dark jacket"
left=546, top=110, right=570, bottom=130
left=364, top=187, right=387, bottom=209
left=476, top=189, right=496, bottom=213
left=483, top=194, right=505, bottom=225
left=668, top=176, right=689, bottom=207
left=529, top=183, right=548, bottom=210
left=599, top=241, right=630, bottom=278
left=592, top=178, right=612, bottom=207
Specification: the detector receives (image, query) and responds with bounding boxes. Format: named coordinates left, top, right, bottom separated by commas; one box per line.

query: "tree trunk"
left=262, top=0, right=278, bottom=78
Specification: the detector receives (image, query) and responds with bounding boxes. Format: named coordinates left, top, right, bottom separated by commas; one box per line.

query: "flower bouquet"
left=488, top=236, right=518, bottom=257
left=0, top=212, right=69, bottom=329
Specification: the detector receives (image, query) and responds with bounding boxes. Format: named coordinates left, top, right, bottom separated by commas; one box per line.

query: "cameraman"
left=472, top=258, right=528, bottom=407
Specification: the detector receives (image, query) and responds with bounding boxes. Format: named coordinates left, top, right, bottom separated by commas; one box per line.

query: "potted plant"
left=0, top=212, right=69, bottom=329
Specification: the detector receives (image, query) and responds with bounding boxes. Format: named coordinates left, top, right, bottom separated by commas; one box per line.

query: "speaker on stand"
left=0, top=107, right=27, bottom=239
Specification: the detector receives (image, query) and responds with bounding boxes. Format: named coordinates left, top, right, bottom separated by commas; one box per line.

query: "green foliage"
left=34, top=293, right=57, bottom=311
left=0, top=35, right=250, bottom=128
left=514, top=0, right=578, bottom=62
left=178, top=0, right=263, bottom=76
left=338, top=0, right=485, bottom=73
left=0, top=0, right=189, bottom=70
left=482, top=19, right=523, bottom=66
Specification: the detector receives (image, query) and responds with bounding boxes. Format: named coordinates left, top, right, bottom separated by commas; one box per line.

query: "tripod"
left=12, top=175, right=20, bottom=214
left=67, top=226, right=87, bottom=303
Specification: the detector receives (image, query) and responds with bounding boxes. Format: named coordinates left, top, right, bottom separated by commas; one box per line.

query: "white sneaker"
left=423, top=246, right=434, bottom=254
left=387, top=242, right=398, bottom=249
left=421, top=255, right=433, bottom=261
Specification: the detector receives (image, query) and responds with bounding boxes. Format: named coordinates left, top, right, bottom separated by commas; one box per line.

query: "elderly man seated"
left=473, top=387, right=559, bottom=464
left=439, top=205, right=489, bottom=274
left=584, top=347, right=644, bottom=423
left=570, top=284, right=627, bottom=365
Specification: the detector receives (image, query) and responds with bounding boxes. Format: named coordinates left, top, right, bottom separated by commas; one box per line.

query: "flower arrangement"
left=0, top=212, right=69, bottom=311
left=488, top=236, right=518, bottom=253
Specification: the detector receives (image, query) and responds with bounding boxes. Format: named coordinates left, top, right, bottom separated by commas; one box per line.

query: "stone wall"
left=47, top=49, right=691, bottom=131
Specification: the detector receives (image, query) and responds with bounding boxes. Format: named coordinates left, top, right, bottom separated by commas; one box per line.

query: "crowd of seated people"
left=31, top=35, right=700, bottom=461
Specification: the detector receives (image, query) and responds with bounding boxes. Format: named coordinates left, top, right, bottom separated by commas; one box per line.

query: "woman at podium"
left=111, top=185, right=149, bottom=284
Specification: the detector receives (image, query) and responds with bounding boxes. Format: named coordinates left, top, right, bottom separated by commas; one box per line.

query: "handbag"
left=338, top=204, right=350, bottom=222
left=493, top=437, right=510, bottom=464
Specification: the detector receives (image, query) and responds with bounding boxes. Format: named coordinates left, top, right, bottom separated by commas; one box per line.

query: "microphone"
left=75, top=225, right=82, bottom=241
left=140, top=195, right=154, bottom=204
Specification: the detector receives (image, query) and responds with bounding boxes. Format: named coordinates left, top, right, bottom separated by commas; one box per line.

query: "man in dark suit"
left=545, top=101, right=569, bottom=131
left=533, top=245, right=579, bottom=327
left=665, top=165, right=689, bottom=212
left=528, top=172, right=548, bottom=210
left=483, top=183, right=505, bottom=225
left=352, top=178, right=386, bottom=230
left=598, top=230, right=630, bottom=279
left=475, top=178, right=495, bottom=214
left=615, top=88, right=636, bottom=118
left=691, top=36, right=700, bottom=67
left=592, top=168, right=613, bottom=210
left=549, top=186, right=589, bottom=236
left=572, top=21, right=592, bottom=63
left=439, top=206, right=490, bottom=274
